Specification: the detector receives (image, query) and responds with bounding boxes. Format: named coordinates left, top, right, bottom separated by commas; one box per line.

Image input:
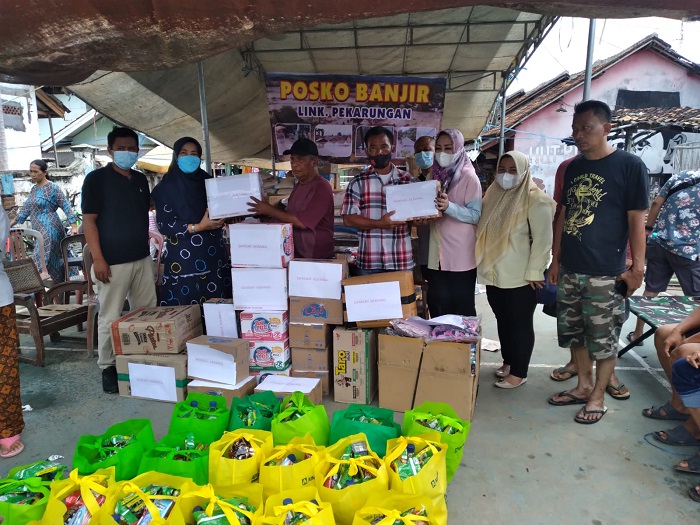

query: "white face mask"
left=495, top=172, right=520, bottom=190
left=435, top=152, right=455, bottom=168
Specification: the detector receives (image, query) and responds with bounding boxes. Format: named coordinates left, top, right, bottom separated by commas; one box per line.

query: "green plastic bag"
left=329, top=404, right=401, bottom=457
left=0, top=477, right=50, bottom=525
left=137, top=433, right=210, bottom=485
left=271, top=391, right=330, bottom=446
left=72, top=418, right=156, bottom=481
left=402, top=401, right=470, bottom=483
left=168, top=392, right=230, bottom=443
left=228, top=390, right=281, bottom=431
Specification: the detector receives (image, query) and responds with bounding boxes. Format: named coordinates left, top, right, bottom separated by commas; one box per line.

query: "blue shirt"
left=653, top=170, right=700, bottom=261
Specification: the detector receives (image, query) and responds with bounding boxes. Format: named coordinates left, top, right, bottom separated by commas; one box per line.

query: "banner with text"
left=265, top=73, right=446, bottom=163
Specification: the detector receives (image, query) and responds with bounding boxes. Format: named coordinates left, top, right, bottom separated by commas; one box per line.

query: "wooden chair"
left=5, top=258, right=88, bottom=366
left=9, top=227, right=52, bottom=283
left=61, top=233, right=87, bottom=282
left=82, top=244, right=100, bottom=357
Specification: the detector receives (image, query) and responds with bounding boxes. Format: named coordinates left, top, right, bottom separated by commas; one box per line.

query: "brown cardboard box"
left=291, top=347, right=331, bottom=371
left=289, top=296, right=343, bottom=325
left=116, top=353, right=188, bottom=403
left=414, top=340, right=481, bottom=421
left=289, top=323, right=333, bottom=350
left=341, top=271, right=417, bottom=328
left=186, top=376, right=257, bottom=407
left=186, top=335, right=250, bottom=385
left=377, top=334, right=425, bottom=413
left=332, top=327, right=377, bottom=404
left=292, top=368, right=331, bottom=396
left=255, top=374, right=323, bottom=405
left=111, top=305, right=202, bottom=355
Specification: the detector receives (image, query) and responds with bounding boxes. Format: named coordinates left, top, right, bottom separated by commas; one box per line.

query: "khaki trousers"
left=92, top=256, right=157, bottom=369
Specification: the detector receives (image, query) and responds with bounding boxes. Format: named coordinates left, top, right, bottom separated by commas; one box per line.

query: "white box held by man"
left=240, top=311, right=289, bottom=341
left=229, top=222, right=293, bottom=268
left=288, top=259, right=348, bottom=300
left=232, top=268, right=288, bottom=311
left=203, top=299, right=238, bottom=338
left=385, top=180, right=440, bottom=221
left=205, top=174, right=263, bottom=219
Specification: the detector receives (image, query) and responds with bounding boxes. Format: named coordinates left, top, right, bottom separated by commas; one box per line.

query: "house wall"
left=514, top=49, right=700, bottom=195
left=1, top=82, right=41, bottom=170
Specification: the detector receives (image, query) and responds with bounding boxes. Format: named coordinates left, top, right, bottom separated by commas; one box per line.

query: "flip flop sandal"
left=550, top=367, right=578, bottom=382
left=0, top=439, right=24, bottom=459
left=606, top=383, right=631, bottom=400
left=625, top=331, right=643, bottom=347
left=642, top=401, right=690, bottom=421
left=548, top=390, right=588, bottom=406
left=689, top=485, right=700, bottom=503
left=652, top=424, right=700, bottom=446
left=675, top=452, right=700, bottom=474
left=574, top=406, right=608, bottom=424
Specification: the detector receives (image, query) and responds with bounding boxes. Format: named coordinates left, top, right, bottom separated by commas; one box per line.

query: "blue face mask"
left=177, top=155, right=201, bottom=173
left=113, top=151, right=138, bottom=170
left=415, top=151, right=434, bottom=170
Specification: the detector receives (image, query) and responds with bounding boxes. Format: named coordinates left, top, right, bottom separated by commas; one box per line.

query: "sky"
left=508, top=16, right=700, bottom=94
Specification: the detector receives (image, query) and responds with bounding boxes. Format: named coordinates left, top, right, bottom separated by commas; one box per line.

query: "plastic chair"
left=9, top=227, right=52, bottom=283
left=82, top=244, right=100, bottom=357
left=61, top=233, right=86, bottom=282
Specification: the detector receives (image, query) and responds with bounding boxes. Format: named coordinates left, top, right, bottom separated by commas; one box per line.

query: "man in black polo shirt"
left=82, top=127, right=157, bottom=393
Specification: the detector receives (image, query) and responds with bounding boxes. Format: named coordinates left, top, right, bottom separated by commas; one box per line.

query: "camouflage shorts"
left=557, top=269, right=625, bottom=360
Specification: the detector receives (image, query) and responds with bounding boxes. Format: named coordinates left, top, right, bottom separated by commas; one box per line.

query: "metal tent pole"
left=498, top=93, right=506, bottom=157
left=197, top=61, right=213, bottom=175
left=583, top=19, right=597, bottom=101
left=48, top=116, right=59, bottom=166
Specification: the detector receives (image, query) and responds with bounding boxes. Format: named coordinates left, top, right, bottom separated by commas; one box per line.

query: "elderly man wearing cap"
left=248, top=138, right=335, bottom=259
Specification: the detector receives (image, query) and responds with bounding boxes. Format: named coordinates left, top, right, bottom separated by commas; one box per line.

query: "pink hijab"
left=431, top=128, right=473, bottom=192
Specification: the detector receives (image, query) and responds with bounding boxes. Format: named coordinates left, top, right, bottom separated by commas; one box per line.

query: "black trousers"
left=486, top=284, right=537, bottom=379
left=427, top=268, right=477, bottom=317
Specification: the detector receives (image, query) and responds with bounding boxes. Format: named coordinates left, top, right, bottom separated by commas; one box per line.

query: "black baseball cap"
left=283, top=138, right=318, bottom=156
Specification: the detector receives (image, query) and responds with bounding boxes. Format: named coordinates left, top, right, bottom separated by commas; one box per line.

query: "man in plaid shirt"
left=342, top=126, right=414, bottom=275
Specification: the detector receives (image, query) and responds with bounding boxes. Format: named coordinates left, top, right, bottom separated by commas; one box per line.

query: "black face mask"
left=368, top=153, right=392, bottom=170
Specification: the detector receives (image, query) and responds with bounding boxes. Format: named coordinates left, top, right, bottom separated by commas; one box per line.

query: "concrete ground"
left=3, top=292, right=699, bottom=524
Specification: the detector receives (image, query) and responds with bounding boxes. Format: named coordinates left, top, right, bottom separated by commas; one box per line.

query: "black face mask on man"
left=368, top=153, right=392, bottom=170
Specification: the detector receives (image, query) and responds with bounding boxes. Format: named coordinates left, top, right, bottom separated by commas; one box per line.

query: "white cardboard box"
left=229, top=222, right=293, bottom=268
left=186, top=335, right=249, bottom=385
left=255, top=374, right=322, bottom=405
left=240, top=311, right=289, bottom=341
left=249, top=339, right=291, bottom=371
left=385, top=180, right=440, bottom=221
left=252, top=366, right=292, bottom=385
left=205, top=174, right=263, bottom=219
left=231, top=268, right=288, bottom=311
left=203, top=299, right=238, bottom=338
left=344, top=281, right=403, bottom=322
left=288, top=260, right=346, bottom=300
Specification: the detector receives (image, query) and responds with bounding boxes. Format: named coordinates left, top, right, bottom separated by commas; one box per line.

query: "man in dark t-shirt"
left=548, top=100, right=649, bottom=424
left=82, top=127, right=157, bottom=393
left=248, top=138, right=335, bottom=259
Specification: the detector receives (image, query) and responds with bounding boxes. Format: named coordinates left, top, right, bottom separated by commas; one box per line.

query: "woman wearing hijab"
left=476, top=151, right=555, bottom=389
left=427, top=129, right=483, bottom=317
left=151, top=137, right=231, bottom=306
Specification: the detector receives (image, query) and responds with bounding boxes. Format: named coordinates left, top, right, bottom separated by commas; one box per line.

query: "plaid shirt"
left=341, top=165, right=414, bottom=271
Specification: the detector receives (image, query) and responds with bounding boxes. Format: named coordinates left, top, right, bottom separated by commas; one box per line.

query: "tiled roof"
left=482, top=34, right=700, bottom=138
left=612, top=107, right=700, bottom=131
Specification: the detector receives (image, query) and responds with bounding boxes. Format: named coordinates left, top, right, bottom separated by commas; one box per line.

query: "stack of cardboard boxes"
left=288, top=259, right=347, bottom=396
left=229, top=222, right=293, bottom=384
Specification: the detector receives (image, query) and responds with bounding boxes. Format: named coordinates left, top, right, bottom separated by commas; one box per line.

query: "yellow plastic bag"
left=258, top=487, right=335, bottom=525
left=100, top=471, right=190, bottom=525
left=39, top=468, right=115, bottom=525
left=314, top=433, right=389, bottom=525
left=168, top=480, right=263, bottom=525
left=259, top=436, right=324, bottom=499
left=351, top=490, right=447, bottom=525
left=208, top=429, right=273, bottom=491
left=384, top=435, right=447, bottom=500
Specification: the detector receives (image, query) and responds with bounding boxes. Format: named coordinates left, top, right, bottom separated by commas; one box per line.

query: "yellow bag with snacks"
left=168, top=480, right=263, bottom=525
left=351, top=491, right=446, bottom=525
left=384, top=435, right=447, bottom=500
left=259, top=487, right=335, bottom=525
left=38, top=468, right=115, bottom=524
left=100, top=471, right=189, bottom=525
left=259, top=436, right=324, bottom=499
left=314, top=433, right=388, bottom=525
left=208, top=429, right=273, bottom=490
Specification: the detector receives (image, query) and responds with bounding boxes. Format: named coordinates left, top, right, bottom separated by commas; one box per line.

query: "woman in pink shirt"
left=427, top=129, right=483, bottom=317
